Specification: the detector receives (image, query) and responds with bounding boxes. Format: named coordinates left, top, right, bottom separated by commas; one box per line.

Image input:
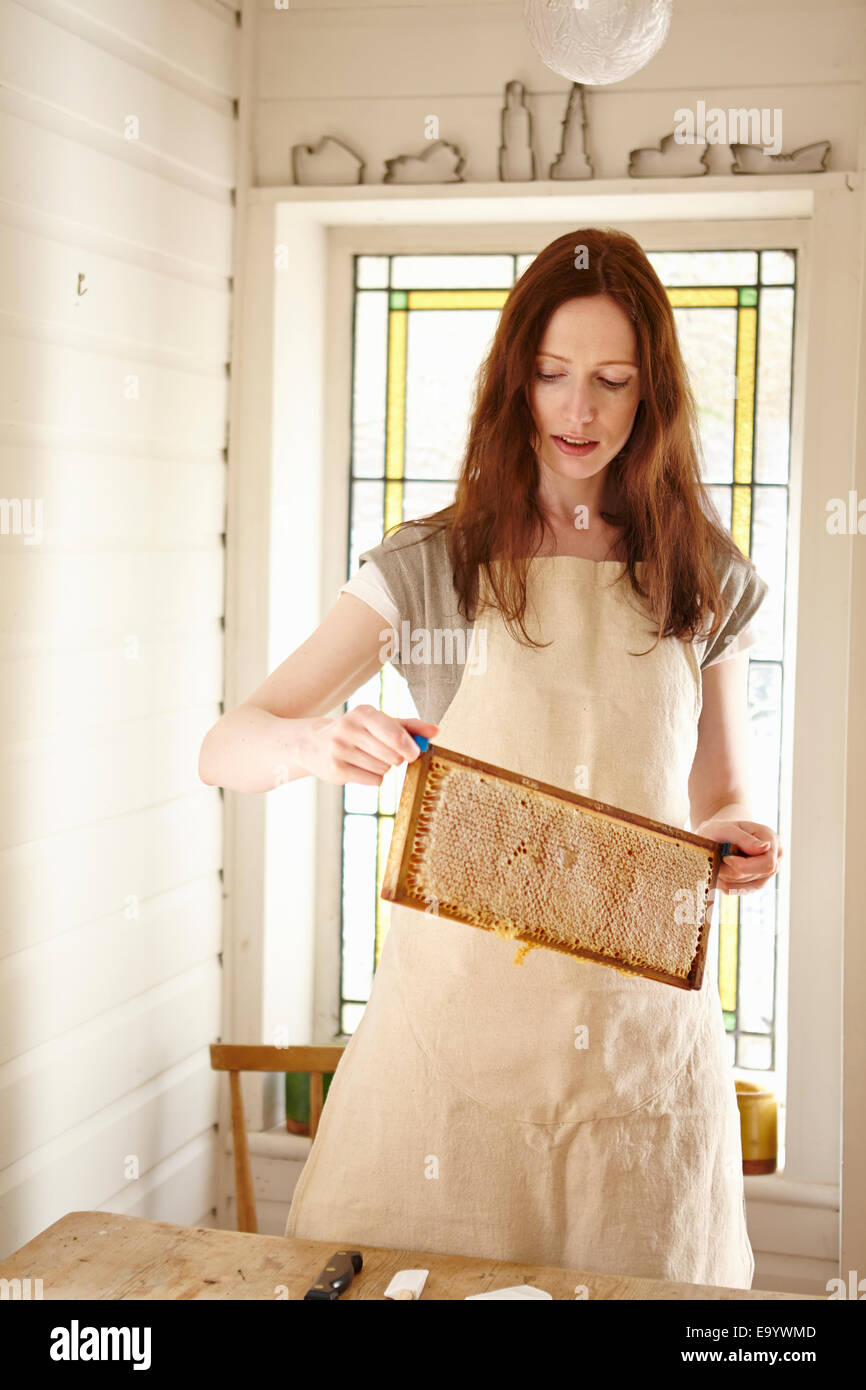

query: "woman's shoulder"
left=698, top=536, right=769, bottom=667
left=360, top=518, right=450, bottom=576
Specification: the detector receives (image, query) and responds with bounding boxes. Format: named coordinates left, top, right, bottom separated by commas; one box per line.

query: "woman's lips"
left=552, top=435, right=599, bottom=457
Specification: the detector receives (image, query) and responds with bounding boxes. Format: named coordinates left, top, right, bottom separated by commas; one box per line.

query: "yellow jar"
left=735, top=1079, right=778, bottom=1175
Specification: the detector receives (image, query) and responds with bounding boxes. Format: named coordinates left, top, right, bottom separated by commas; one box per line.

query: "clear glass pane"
left=343, top=669, right=385, bottom=814
left=737, top=1033, right=773, bottom=1069
left=352, top=292, right=388, bottom=478
left=750, top=486, right=788, bottom=661
left=747, top=662, right=783, bottom=832
left=404, top=309, right=499, bottom=479
left=648, top=250, right=758, bottom=285
left=723, top=1031, right=736, bottom=1065
left=755, top=288, right=794, bottom=483
left=673, top=307, right=737, bottom=483
left=348, top=480, right=385, bottom=577
left=341, top=1001, right=366, bottom=1033
left=402, top=479, right=457, bottom=521
left=391, top=254, right=516, bottom=289
left=356, top=255, right=389, bottom=288
left=516, top=253, right=537, bottom=277
left=761, top=250, right=795, bottom=285
left=342, top=814, right=378, bottom=1000
left=707, top=485, right=732, bottom=530
left=738, top=880, right=778, bottom=1040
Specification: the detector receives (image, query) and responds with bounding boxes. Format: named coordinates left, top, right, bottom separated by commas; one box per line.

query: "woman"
left=199, top=227, right=782, bottom=1288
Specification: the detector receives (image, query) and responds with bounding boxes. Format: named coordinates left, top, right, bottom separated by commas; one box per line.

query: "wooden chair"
left=209, top=1043, right=345, bottom=1233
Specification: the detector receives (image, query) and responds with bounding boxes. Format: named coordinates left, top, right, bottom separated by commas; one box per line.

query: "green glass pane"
left=739, top=286, right=759, bottom=307
left=389, top=290, right=408, bottom=309
left=723, top=1010, right=737, bottom=1031
left=352, top=291, right=388, bottom=479
left=672, top=307, right=737, bottom=483
left=342, top=813, right=378, bottom=1001
left=648, top=250, right=758, bottom=285
left=755, top=288, right=794, bottom=484
left=404, top=309, right=500, bottom=479
left=391, top=254, right=516, bottom=289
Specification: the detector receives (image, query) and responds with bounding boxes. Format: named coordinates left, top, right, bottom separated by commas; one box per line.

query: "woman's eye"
left=535, top=371, right=630, bottom=389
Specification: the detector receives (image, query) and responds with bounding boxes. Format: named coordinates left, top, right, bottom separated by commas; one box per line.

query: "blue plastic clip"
left=412, top=734, right=429, bottom=752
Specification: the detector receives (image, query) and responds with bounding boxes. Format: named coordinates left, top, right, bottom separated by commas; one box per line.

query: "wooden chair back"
left=209, top=1043, right=345, bottom=1233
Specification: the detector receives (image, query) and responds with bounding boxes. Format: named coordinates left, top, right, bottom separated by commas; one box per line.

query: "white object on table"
left=465, top=1284, right=553, bottom=1300
left=383, top=1269, right=429, bottom=1300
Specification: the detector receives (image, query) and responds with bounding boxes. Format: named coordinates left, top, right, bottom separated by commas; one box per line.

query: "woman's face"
left=529, top=294, right=642, bottom=484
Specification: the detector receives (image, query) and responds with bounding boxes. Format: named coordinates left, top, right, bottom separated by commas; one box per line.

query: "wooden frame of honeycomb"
left=381, top=743, right=726, bottom=990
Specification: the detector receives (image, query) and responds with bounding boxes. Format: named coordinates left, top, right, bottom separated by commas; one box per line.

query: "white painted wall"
left=0, top=0, right=239, bottom=1258
left=255, top=0, right=866, bottom=183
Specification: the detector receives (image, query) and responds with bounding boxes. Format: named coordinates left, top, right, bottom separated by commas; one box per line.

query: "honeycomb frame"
left=381, top=744, right=725, bottom=990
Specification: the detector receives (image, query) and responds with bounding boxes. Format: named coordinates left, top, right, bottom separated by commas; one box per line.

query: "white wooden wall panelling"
left=22, top=0, right=238, bottom=98
left=0, top=452, right=225, bottom=550
left=0, top=113, right=233, bottom=282
left=0, top=4, right=234, bottom=188
left=0, top=877, right=222, bottom=1061
left=0, top=709, right=222, bottom=846
left=0, top=637, right=223, bottom=745
left=0, top=1057, right=219, bottom=1256
left=0, top=794, right=223, bottom=959
left=0, top=962, right=222, bottom=1168
left=101, top=1131, right=219, bottom=1226
left=0, top=551, right=223, bottom=641
left=0, top=225, right=231, bottom=368
left=0, top=341, right=227, bottom=453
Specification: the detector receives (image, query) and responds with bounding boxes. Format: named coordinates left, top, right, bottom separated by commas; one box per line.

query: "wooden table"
left=0, top=1211, right=819, bottom=1300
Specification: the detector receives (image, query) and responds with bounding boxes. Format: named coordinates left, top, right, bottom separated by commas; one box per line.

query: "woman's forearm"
left=198, top=704, right=330, bottom=793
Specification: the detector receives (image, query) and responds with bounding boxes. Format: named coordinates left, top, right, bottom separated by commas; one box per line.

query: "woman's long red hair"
left=383, top=226, right=755, bottom=653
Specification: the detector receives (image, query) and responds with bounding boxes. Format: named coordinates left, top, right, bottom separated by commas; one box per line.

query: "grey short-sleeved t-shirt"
left=343, top=523, right=768, bottom=726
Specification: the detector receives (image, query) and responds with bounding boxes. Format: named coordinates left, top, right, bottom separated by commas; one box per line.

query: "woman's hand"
left=696, top=818, right=783, bottom=895
left=297, top=705, right=439, bottom=787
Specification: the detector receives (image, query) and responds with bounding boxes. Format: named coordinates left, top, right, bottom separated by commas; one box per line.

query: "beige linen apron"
left=285, top=557, right=754, bottom=1289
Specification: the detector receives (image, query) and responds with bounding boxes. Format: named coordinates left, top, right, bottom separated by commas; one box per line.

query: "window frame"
left=226, top=182, right=861, bottom=1275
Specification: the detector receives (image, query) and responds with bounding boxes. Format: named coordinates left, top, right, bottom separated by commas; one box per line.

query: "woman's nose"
left=563, top=381, right=596, bottom=424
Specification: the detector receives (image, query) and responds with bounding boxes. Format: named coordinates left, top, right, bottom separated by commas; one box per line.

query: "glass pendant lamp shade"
left=523, top=0, right=673, bottom=86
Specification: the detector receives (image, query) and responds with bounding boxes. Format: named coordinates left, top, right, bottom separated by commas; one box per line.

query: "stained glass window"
left=341, top=250, right=794, bottom=1073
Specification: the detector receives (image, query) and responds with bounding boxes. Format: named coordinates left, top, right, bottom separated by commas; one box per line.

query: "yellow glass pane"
left=407, top=290, right=510, bottom=310
left=386, top=309, right=407, bottom=480
left=734, top=306, right=757, bottom=484
left=666, top=288, right=739, bottom=308
left=718, top=893, right=739, bottom=1013
left=384, top=478, right=403, bottom=533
